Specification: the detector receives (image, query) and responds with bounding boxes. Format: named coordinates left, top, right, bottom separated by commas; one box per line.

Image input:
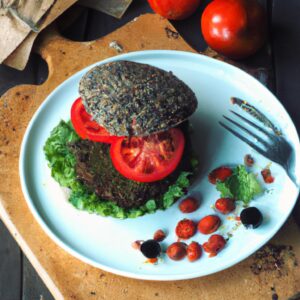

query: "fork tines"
left=219, top=111, right=271, bottom=157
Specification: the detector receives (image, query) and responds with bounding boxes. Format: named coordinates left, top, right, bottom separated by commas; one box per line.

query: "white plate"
left=19, top=50, right=300, bottom=280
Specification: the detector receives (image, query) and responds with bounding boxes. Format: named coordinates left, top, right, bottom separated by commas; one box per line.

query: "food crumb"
left=132, top=240, right=143, bottom=250
left=272, top=293, right=279, bottom=300
left=244, top=154, right=254, bottom=167
left=261, top=167, right=275, bottom=184
left=145, top=257, right=158, bottom=264
left=109, top=41, right=124, bottom=53
left=250, top=244, right=297, bottom=277
left=165, top=27, right=179, bottom=39
left=153, top=229, right=166, bottom=242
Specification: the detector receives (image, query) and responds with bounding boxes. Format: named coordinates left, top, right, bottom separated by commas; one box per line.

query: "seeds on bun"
left=79, top=60, right=198, bottom=136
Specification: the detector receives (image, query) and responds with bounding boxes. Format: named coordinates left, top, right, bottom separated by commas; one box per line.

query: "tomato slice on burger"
left=110, top=128, right=185, bottom=182
left=71, top=97, right=118, bottom=143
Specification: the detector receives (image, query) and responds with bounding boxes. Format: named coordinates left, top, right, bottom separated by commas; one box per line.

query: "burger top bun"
left=79, top=60, right=198, bottom=136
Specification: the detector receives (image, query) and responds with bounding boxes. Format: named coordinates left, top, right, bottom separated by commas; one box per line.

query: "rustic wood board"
left=0, top=14, right=299, bottom=300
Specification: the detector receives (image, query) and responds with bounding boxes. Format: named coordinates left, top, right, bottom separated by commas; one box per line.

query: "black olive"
left=140, top=239, right=161, bottom=258
left=240, top=207, right=263, bottom=229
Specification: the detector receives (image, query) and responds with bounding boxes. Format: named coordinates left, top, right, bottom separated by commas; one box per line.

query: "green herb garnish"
left=216, top=165, right=263, bottom=204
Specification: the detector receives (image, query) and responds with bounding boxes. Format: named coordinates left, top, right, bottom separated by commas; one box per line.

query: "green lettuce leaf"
left=44, top=120, right=193, bottom=219
left=216, top=165, right=263, bottom=204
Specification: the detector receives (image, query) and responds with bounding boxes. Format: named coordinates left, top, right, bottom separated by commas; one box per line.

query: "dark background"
left=0, top=0, right=299, bottom=299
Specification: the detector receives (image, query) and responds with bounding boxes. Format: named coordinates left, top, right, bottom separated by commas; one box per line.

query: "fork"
left=220, top=109, right=299, bottom=187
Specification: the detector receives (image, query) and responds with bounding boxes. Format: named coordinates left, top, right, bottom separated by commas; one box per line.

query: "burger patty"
left=68, top=124, right=192, bottom=209
left=79, top=60, right=198, bottom=136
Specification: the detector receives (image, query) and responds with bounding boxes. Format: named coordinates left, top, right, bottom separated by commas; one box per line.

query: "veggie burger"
left=44, top=61, right=198, bottom=218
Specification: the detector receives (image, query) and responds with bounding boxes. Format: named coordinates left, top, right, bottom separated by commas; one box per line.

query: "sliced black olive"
left=140, top=239, right=161, bottom=258
left=240, top=207, right=263, bottom=229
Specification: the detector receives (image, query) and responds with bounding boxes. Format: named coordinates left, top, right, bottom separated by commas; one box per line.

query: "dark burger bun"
left=79, top=60, right=198, bottom=136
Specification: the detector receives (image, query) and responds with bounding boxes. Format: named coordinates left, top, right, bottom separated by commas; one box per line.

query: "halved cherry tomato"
left=208, top=166, right=232, bottom=184
left=70, top=97, right=118, bottom=143
left=175, top=219, right=197, bottom=240
left=198, top=215, right=221, bottom=235
left=166, top=242, right=187, bottom=261
left=187, top=241, right=202, bottom=262
left=110, top=128, right=185, bottom=182
left=202, top=234, right=226, bottom=257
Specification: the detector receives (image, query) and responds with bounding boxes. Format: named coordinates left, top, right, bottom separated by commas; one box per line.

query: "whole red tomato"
left=148, top=0, right=201, bottom=20
left=201, top=0, right=267, bottom=59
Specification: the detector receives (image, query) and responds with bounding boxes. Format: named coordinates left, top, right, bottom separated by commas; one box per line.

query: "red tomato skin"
left=198, top=215, right=221, bottom=234
left=208, top=166, right=232, bottom=184
left=175, top=219, right=197, bottom=239
left=215, top=198, right=236, bottom=214
left=110, top=128, right=185, bottom=183
left=244, top=154, right=254, bottom=167
left=201, top=0, right=267, bottom=59
left=166, top=242, right=187, bottom=260
left=261, top=168, right=275, bottom=184
left=179, top=197, right=199, bottom=213
left=70, top=97, right=118, bottom=143
left=153, top=229, right=166, bottom=242
left=70, top=97, right=88, bottom=139
left=148, top=0, right=201, bottom=20
left=202, top=234, right=226, bottom=257
left=187, top=241, right=202, bottom=262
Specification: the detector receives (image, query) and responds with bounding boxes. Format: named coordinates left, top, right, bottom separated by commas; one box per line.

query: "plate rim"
left=19, top=49, right=300, bottom=281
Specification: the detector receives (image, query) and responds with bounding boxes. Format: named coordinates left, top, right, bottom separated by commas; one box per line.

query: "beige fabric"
left=3, top=0, right=77, bottom=70
left=0, top=0, right=54, bottom=63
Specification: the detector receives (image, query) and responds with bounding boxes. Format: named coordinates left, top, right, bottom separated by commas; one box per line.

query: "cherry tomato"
left=261, top=168, right=275, bottom=184
left=203, top=234, right=226, bottom=257
left=215, top=198, right=236, bottom=214
left=175, top=219, right=197, bottom=239
left=198, top=215, right=221, bottom=234
left=70, top=98, right=118, bottom=143
left=187, top=241, right=202, bottom=262
left=201, top=0, right=267, bottom=59
left=110, top=128, right=185, bottom=183
left=166, top=242, right=187, bottom=260
left=148, top=0, right=201, bottom=20
left=153, top=229, right=166, bottom=242
left=208, top=166, right=232, bottom=184
left=179, top=197, right=199, bottom=213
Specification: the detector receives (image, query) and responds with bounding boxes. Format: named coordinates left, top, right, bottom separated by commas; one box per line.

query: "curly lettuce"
left=216, top=165, right=263, bottom=204
left=44, top=121, right=192, bottom=219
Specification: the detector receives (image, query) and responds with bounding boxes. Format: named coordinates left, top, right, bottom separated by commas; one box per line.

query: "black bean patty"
left=79, top=60, right=198, bottom=136
left=68, top=124, right=192, bottom=209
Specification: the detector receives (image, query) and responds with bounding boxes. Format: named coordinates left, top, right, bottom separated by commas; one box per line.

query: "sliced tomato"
left=110, top=128, right=185, bottom=182
left=70, top=97, right=118, bottom=143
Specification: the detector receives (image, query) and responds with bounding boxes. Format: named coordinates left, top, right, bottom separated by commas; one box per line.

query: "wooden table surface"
left=0, top=0, right=299, bottom=299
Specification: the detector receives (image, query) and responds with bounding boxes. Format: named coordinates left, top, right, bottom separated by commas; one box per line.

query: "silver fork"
left=220, top=110, right=299, bottom=187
